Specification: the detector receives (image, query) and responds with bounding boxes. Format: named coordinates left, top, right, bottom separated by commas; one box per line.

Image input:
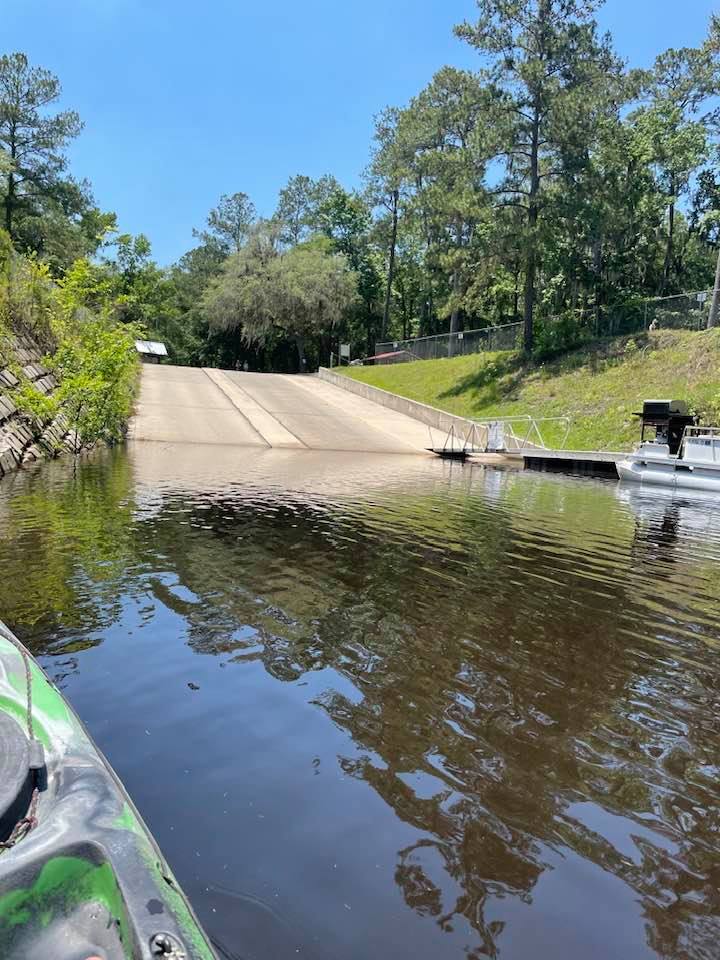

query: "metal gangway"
left=430, top=415, right=571, bottom=460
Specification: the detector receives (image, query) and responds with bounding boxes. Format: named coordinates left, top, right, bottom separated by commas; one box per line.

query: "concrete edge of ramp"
left=317, top=367, right=482, bottom=437
left=203, top=368, right=306, bottom=448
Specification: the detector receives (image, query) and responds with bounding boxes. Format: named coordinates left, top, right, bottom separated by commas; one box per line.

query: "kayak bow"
left=0, top=620, right=216, bottom=960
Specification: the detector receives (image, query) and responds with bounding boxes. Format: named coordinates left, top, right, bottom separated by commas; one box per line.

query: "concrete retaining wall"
left=318, top=366, right=484, bottom=439
left=317, top=367, right=541, bottom=455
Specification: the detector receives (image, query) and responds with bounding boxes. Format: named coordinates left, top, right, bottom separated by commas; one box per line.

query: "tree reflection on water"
left=2, top=451, right=720, bottom=958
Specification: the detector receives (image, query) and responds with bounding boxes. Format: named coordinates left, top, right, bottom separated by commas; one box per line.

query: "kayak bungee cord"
left=0, top=622, right=44, bottom=852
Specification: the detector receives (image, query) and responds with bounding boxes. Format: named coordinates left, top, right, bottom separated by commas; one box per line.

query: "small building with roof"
left=135, top=340, right=168, bottom=364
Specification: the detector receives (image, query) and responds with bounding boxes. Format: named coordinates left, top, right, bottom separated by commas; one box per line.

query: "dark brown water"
left=2, top=443, right=720, bottom=960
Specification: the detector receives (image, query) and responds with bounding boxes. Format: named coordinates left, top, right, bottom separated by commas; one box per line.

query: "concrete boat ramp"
left=130, top=365, right=621, bottom=476
left=129, top=365, right=450, bottom=454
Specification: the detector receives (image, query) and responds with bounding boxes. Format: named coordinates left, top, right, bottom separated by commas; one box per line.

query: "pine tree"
left=456, top=0, right=620, bottom=350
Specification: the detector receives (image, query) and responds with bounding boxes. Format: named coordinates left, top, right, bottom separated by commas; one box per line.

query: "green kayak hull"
left=0, top=620, right=216, bottom=960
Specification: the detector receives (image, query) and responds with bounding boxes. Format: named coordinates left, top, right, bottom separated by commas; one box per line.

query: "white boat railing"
left=681, top=425, right=720, bottom=463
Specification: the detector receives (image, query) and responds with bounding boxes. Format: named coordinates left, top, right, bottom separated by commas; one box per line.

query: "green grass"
left=339, top=329, right=720, bottom=450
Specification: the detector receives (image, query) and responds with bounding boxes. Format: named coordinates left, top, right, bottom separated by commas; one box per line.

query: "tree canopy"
left=0, top=53, right=113, bottom=271
left=2, top=8, right=720, bottom=369
left=202, top=226, right=358, bottom=369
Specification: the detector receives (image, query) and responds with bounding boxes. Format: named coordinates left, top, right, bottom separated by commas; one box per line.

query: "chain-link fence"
left=373, top=290, right=714, bottom=364
left=620, top=290, right=711, bottom=334
left=376, top=321, right=523, bottom=363
left=555, top=290, right=713, bottom=339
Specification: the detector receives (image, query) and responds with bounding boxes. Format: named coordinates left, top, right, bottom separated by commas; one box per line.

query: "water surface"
left=2, top=443, right=720, bottom=960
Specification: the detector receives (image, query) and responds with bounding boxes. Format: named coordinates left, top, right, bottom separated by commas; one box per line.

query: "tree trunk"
left=420, top=292, right=435, bottom=337
left=416, top=175, right=436, bottom=339
left=398, top=277, right=409, bottom=341
left=420, top=298, right=429, bottom=337
left=365, top=298, right=375, bottom=357
left=381, top=189, right=399, bottom=341
left=593, top=235, right=603, bottom=336
left=524, top=100, right=541, bottom=354
left=5, top=127, right=17, bottom=236
left=449, top=272, right=462, bottom=335
left=449, top=218, right=463, bottom=339
left=4, top=171, right=13, bottom=236
left=523, top=251, right=536, bottom=353
left=448, top=270, right=462, bottom=358
left=661, top=178, right=676, bottom=295
left=707, top=244, right=720, bottom=329
left=295, top=334, right=306, bottom=373
left=320, top=332, right=331, bottom=367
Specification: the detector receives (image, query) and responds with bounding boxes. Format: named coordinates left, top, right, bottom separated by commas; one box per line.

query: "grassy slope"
left=339, top=329, right=720, bottom=450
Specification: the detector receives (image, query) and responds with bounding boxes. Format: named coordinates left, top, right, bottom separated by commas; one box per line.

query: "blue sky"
left=5, top=0, right=717, bottom=265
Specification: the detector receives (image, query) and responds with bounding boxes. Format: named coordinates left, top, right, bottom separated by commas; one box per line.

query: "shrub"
left=0, top=231, right=58, bottom=352
left=624, top=338, right=639, bottom=356
left=1, top=231, right=143, bottom=460
left=11, top=381, right=59, bottom=439
left=50, top=318, right=141, bottom=454
left=533, top=313, right=587, bottom=360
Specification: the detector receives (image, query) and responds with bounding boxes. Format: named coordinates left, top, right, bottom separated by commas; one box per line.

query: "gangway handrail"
left=467, top=415, right=571, bottom=451
left=432, top=415, right=571, bottom=456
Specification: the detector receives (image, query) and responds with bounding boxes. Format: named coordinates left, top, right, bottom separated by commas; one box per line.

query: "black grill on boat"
left=633, top=400, right=697, bottom=455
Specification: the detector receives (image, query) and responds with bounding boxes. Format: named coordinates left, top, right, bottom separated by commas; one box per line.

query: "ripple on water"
left=1, top=445, right=720, bottom=959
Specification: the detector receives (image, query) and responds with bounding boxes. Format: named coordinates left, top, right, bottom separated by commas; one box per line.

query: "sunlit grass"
left=338, top=330, right=720, bottom=450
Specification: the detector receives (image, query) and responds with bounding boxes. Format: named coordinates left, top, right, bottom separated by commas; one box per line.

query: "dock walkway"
left=507, top=447, right=623, bottom=476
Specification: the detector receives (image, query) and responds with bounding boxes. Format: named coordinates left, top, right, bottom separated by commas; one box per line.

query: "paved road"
left=129, top=365, right=441, bottom=454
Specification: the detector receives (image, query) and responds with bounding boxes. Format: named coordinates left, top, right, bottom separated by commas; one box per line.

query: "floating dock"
left=507, top=448, right=623, bottom=477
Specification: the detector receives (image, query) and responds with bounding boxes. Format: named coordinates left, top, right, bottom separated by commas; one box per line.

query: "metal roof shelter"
left=135, top=340, right=168, bottom=363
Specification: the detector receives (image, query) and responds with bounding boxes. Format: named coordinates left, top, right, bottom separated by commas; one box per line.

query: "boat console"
left=619, top=401, right=720, bottom=491
left=632, top=400, right=697, bottom=456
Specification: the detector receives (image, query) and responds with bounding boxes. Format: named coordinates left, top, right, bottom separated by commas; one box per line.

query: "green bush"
left=11, top=381, right=59, bottom=439
left=51, top=318, right=141, bottom=454
left=2, top=234, right=142, bottom=457
left=11, top=321, right=140, bottom=454
left=533, top=313, right=587, bottom=360
left=0, top=231, right=58, bottom=352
